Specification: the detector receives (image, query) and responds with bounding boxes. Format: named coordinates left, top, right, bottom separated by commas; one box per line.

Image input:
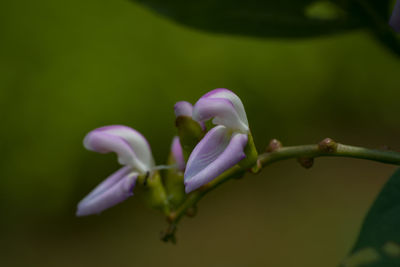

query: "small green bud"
left=175, top=116, right=205, bottom=160
left=297, top=157, right=314, bottom=169
left=318, top=138, right=337, bottom=153
left=266, top=139, right=282, bottom=152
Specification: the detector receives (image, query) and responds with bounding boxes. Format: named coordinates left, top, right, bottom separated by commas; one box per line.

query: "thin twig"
left=162, top=138, right=400, bottom=242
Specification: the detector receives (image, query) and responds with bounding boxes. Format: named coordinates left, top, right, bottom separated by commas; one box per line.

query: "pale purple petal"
left=174, top=101, right=194, bottom=117
left=201, top=89, right=248, bottom=125
left=184, top=125, right=248, bottom=193
left=83, top=125, right=154, bottom=173
left=171, top=136, right=185, bottom=171
left=193, top=89, right=248, bottom=133
left=193, top=97, right=248, bottom=133
left=390, top=0, right=400, bottom=32
left=84, top=131, right=137, bottom=167
left=76, top=167, right=138, bottom=216
left=80, top=166, right=131, bottom=202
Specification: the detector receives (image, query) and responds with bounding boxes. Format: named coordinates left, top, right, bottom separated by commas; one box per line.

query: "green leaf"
left=132, top=0, right=392, bottom=38
left=342, top=168, right=400, bottom=267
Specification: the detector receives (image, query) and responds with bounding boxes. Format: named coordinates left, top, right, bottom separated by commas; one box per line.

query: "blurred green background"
left=1, top=0, right=400, bottom=266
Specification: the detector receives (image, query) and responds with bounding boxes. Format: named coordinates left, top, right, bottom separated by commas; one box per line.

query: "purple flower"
left=184, top=89, right=249, bottom=193
left=77, top=125, right=155, bottom=216
left=171, top=136, right=185, bottom=171
left=390, top=0, right=400, bottom=32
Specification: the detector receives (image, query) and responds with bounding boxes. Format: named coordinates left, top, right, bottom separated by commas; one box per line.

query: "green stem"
left=258, top=143, right=400, bottom=166
left=168, top=165, right=244, bottom=224
left=162, top=139, right=400, bottom=242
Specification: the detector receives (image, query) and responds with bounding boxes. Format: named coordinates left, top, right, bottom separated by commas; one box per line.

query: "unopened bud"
left=318, top=138, right=337, bottom=153
left=175, top=116, right=204, bottom=160
left=297, top=157, right=314, bottom=169
left=266, top=139, right=282, bottom=152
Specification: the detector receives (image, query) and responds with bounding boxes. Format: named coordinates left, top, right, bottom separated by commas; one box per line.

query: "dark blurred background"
left=1, top=0, right=400, bottom=266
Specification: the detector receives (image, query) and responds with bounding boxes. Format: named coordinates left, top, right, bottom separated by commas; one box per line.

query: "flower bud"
left=175, top=116, right=205, bottom=160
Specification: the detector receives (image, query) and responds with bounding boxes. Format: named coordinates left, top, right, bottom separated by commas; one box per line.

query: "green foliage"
left=132, top=0, right=392, bottom=37
left=343, top=169, right=400, bottom=266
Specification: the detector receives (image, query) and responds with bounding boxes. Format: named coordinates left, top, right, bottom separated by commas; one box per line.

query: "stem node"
left=297, top=157, right=314, bottom=169
left=266, top=139, right=282, bottom=152
left=318, top=138, right=337, bottom=153
left=162, top=139, right=400, bottom=242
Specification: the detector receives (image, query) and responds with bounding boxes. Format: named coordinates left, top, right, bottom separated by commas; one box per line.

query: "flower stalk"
left=161, top=138, right=400, bottom=243
left=140, top=172, right=170, bottom=215
left=77, top=90, right=400, bottom=244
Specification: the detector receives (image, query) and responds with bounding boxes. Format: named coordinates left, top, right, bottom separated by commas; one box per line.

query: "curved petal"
left=184, top=125, right=248, bottom=193
left=76, top=167, right=138, bottom=216
left=193, top=89, right=248, bottom=133
left=84, top=132, right=136, bottom=167
left=83, top=125, right=154, bottom=173
left=390, top=0, right=400, bottom=32
left=174, top=101, right=194, bottom=117
left=171, top=136, right=185, bottom=171
left=203, top=89, right=248, bottom=125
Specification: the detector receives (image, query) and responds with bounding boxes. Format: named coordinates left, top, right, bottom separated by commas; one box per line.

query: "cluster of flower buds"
left=76, top=89, right=258, bottom=216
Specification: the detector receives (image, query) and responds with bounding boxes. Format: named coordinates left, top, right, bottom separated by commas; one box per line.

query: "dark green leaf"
left=342, top=168, right=400, bottom=267
left=132, top=0, right=392, bottom=38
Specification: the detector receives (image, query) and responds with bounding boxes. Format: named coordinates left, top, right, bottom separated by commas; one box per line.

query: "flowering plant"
left=78, top=88, right=400, bottom=265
